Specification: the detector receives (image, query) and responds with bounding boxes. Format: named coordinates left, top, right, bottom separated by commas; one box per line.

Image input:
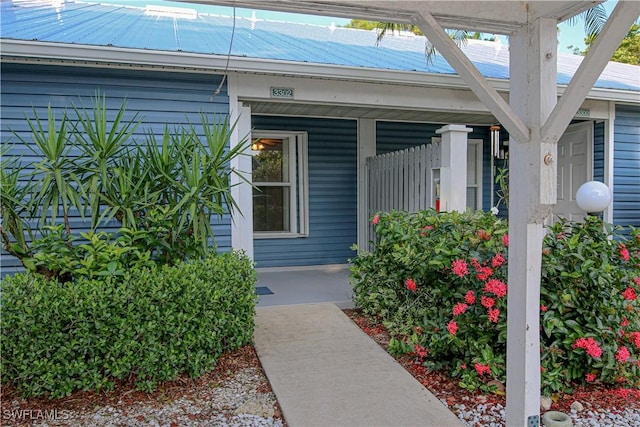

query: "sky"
left=83, top=0, right=620, bottom=54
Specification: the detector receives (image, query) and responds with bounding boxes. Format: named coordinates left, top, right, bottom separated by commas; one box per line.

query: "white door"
left=554, top=122, right=593, bottom=221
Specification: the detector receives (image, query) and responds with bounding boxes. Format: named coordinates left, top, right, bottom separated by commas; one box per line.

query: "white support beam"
left=603, top=102, right=616, bottom=224
left=411, top=11, right=530, bottom=143
left=229, top=75, right=255, bottom=259
left=357, top=118, right=376, bottom=250
left=542, top=0, right=640, bottom=143
left=506, top=17, right=558, bottom=427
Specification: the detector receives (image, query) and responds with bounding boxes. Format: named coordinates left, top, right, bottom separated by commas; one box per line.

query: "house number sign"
left=271, top=87, right=294, bottom=99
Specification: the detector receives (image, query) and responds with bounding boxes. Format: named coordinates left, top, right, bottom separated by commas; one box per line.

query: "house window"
left=467, top=140, right=483, bottom=210
left=252, top=131, right=308, bottom=238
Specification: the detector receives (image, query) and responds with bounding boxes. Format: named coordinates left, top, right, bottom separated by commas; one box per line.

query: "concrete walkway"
left=256, top=265, right=353, bottom=308
left=253, top=303, right=464, bottom=427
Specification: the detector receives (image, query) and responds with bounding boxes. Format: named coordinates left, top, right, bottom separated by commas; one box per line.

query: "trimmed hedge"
left=0, top=251, right=257, bottom=398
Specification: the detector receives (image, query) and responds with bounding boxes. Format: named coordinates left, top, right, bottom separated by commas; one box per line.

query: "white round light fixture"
left=575, top=181, right=612, bottom=213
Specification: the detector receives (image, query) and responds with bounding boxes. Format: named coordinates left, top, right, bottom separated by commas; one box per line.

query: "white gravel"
left=449, top=400, right=640, bottom=427
left=3, top=368, right=284, bottom=427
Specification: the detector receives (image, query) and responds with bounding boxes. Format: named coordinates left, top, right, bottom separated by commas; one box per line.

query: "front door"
left=554, top=121, right=593, bottom=221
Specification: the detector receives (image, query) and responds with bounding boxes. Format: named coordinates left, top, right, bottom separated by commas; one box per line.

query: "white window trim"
left=468, top=139, right=483, bottom=211
left=252, top=130, right=309, bottom=239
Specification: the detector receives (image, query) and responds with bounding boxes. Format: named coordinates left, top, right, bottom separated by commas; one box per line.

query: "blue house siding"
left=251, top=116, right=357, bottom=268
left=0, top=63, right=232, bottom=275
left=614, top=105, right=640, bottom=228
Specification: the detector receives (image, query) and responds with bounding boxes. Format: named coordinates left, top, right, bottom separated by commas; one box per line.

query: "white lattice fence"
left=365, top=142, right=441, bottom=246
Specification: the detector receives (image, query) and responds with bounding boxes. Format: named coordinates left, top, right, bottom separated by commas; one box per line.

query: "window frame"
left=251, top=130, right=309, bottom=239
left=466, top=139, right=483, bottom=211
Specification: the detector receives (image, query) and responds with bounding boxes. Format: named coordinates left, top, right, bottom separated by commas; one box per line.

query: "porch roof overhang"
left=180, top=0, right=602, bottom=34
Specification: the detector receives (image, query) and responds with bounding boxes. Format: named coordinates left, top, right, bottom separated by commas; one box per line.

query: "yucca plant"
left=16, top=106, right=84, bottom=235
left=165, top=113, right=251, bottom=256
left=96, top=149, right=158, bottom=229
left=0, top=148, right=31, bottom=263
left=73, top=92, right=141, bottom=230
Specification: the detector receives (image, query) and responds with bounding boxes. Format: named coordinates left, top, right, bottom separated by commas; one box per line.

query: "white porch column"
left=357, top=118, right=376, bottom=250
left=436, top=124, right=472, bottom=212
left=603, top=102, right=616, bottom=224
left=229, top=97, right=254, bottom=260
left=506, top=17, right=557, bottom=427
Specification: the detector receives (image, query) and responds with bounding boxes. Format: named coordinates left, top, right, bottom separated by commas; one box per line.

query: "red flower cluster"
left=615, top=346, right=630, bottom=363
left=540, top=304, right=548, bottom=312
left=474, top=363, right=491, bottom=376
left=619, top=243, right=630, bottom=262
left=585, top=373, right=596, bottom=383
left=501, top=234, right=509, bottom=247
left=572, top=337, right=603, bottom=359
left=491, top=253, right=505, bottom=268
left=451, top=259, right=469, bottom=278
left=405, top=278, right=417, bottom=293
left=630, top=331, right=640, bottom=348
left=470, top=258, right=496, bottom=281
left=622, top=287, right=637, bottom=301
left=488, top=308, right=500, bottom=323
left=372, top=214, right=380, bottom=225
left=476, top=266, right=493, bottom=281
left=484, top=279, right=507, bottom=298
left=453, top=303, right=468, bottom=316
left=447, top=320, right=458, bottom=335
left=481, top=296, right=495, bottom=309
left=464, top=290, right=476, bottom=304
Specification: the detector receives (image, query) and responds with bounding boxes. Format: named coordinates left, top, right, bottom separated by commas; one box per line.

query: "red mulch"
left=343, top=308, right=640, bottom=414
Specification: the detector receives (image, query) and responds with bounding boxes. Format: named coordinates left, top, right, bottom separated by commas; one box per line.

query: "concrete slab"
left=256, top=265, right=353, bottom=308
left=253, top=303, right=464, bottom=427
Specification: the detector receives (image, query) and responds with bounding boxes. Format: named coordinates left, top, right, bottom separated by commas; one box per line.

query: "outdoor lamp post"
left=576, top=181, right=612, bottom=216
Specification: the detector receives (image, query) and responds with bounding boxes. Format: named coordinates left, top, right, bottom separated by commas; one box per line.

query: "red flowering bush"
left=540, top=217, right=640, bottom=394
left=350, top=210, right=640, bottom=395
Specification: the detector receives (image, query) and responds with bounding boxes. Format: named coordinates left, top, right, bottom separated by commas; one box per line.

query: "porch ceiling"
left=179, top=1, right=601, bottom=34
left=246, top=100, right=497, bottom=125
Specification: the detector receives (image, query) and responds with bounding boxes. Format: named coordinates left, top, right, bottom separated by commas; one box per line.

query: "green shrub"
left=540, top=218, right=640, bottom=393
left=350, top=210, right=640, bottom=395
left=28, top=225, right=156, bottom=281
left=0, top=250, right=257, bottom=398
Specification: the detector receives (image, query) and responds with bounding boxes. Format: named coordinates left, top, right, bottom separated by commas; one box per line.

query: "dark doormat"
left=255, top=286, right=274, bottom=295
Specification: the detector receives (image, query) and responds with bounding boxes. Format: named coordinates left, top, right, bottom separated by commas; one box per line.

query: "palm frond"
left=375, top=22, right=469, bottom=64
left=566, top=4, right=608, bottom=39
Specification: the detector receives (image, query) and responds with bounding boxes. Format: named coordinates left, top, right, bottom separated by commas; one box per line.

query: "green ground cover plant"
left=1, top=251, right=257, bottom=398
left=350, top=210, right=640, bottom=396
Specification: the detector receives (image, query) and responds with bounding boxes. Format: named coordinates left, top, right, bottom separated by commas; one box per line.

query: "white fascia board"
left=2, top=39, right=638, bottom=105
left=235, top=74, right=493, bottom=114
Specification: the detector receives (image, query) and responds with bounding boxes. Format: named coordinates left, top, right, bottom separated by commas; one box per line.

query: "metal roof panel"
left=1, top=0, right=638, bottom=92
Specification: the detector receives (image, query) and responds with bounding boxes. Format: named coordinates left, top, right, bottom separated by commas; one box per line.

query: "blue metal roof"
left=2, top=0, right=639, bottom=91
